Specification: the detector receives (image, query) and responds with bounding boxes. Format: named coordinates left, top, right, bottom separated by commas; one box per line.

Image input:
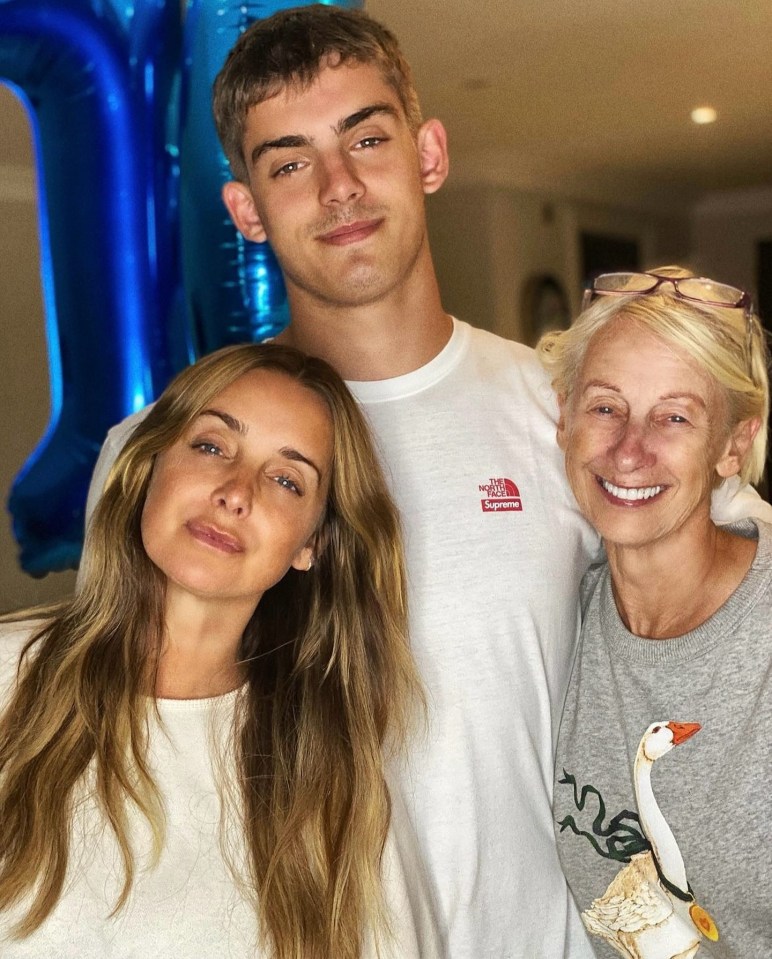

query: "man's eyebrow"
left=198, top=409, right=247, bottom=435
left=281, top=447, right=322, bottom=483
left=337, top=103, right=400, bottom=135
left=250, top=103, right=400, bottom=166
left=251, top=134, right=310, bottom=166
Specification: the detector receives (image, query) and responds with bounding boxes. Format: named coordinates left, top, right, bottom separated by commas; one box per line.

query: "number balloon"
left=1, top=0, right=184, bottom=573
left=2, top=0, right=360, bottom=575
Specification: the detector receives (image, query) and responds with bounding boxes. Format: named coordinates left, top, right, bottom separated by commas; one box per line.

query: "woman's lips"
left=185, top=520, right=244, bottom=554
left=596, top=475, right=667, bottom=504
left=318, top=219, right=382, bottom=246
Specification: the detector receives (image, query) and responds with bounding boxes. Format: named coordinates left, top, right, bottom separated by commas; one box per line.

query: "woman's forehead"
left=579, top=320, right=721, bottom=403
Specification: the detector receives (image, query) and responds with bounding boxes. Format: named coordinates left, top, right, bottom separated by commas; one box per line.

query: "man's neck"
left=276, top=270, right=453, bottom=382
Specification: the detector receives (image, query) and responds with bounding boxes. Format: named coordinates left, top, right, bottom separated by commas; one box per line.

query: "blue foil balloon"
left=0, top=0, right=183, bottom=574
left=3, top=0, right=361, bottom=575
left=180, top=0, right=362, bottom=352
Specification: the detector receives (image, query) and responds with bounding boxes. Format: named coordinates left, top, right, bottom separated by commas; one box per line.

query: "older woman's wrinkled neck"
left=606, top=519, right=757, bottom=639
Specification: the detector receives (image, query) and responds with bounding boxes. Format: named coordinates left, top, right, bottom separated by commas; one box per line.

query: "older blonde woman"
left=0, top=343, right=436, bottom=959
left=539, top=268, right=771, bottom=958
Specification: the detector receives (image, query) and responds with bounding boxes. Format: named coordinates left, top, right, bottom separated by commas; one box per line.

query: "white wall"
left=691, top=186, right=772, bottom=298
left=426, top=186, right=497, bottom=334
left=691, top=187, right=772, bottom=499
left=428, top=181, right=692, bottom=343
left=0, top=167, right=76, bottom=610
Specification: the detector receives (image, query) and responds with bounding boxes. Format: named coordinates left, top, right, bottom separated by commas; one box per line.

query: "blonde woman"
left=0, top=343, right=436, bottom=959
left=540, top=268, right=772, bottom=957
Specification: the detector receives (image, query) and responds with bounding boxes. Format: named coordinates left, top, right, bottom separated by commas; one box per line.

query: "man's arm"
left=77, top=407, right=152, bottom=586
left=711, top=475, right=772, bottom=525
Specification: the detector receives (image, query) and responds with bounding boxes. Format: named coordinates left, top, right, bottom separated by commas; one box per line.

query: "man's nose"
left=319, top=151, right=365, bottom=205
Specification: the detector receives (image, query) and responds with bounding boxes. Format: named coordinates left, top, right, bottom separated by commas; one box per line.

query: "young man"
left=85, top=7, right=769, bottom=954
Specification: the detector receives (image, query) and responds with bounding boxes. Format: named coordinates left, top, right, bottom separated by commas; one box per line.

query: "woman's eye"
left=274, top=474, right=301, bottom=495
left=356, top=136, right=383, bottom=149
left=192, top=441, right=221, bottom=456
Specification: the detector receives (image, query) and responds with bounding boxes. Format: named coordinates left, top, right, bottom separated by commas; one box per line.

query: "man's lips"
left=185, top=520, right=244, bottom=554
left=317, top=218, right=383, bottom=245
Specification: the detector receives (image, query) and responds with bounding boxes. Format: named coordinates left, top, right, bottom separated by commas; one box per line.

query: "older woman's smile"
left=596, top=477, right=666, bottom=503
left=543, top=265, right=769, bottom=958
left=559, top=319, right=732, bottom=550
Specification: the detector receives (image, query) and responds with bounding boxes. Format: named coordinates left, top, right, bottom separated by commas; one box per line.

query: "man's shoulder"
left=0, top=618, right=41, bottom=648
left=456, top=321, right=553, bottom=397
left=0, top=618, right=45, bottom=699
left=104, top=405, right=154, bottom=450
left=461, top=320, right=539, bottom=363
left=83, top=404, right=156, bottom=531
left=711, top=475, right=772, bottom=527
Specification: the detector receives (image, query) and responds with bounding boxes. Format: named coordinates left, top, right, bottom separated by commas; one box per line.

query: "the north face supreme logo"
left=479, top=477, right=523, bottom=513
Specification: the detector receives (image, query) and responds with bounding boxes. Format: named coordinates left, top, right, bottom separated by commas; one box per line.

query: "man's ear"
left=221, top=181, right=267, bottom=243
left=556, top=394, right=569, bottom=451
left=417, top=118, right=449, bottom=195
left=715, top=416, right=761, bottom=479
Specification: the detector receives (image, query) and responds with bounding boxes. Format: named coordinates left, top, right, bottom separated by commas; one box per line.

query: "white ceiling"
left=2, top=1, right=772, bottom=212
left=369, top=0, right=772, bottom=210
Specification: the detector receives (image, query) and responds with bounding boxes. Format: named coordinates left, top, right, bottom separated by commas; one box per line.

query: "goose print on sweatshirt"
left=557, top=721, right=719, bottom=959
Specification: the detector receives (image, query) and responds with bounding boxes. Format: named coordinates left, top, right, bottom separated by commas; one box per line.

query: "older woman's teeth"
left=601, top=480, right=664, bottom=501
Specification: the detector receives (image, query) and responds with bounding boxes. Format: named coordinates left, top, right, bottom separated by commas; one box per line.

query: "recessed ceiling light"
left=691, top=106, right=717, bottom=125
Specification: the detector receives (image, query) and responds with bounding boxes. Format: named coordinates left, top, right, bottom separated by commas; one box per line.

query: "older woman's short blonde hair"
left=537, top=266, right=770, bottom=485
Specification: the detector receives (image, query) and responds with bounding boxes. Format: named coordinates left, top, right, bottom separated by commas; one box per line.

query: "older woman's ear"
left=715, top=417, right=762, bottom=479
left=556, top=394, right=570, bottom=451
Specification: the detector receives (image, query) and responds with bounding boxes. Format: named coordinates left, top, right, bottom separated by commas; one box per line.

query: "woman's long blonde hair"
left=0, top=343, right=420, bottom=959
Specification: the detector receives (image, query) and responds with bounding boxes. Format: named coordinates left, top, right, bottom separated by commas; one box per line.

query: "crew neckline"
left=345, top=317, right=467, bottom=404
left=155, top=684, right=244, bottom=713
left=597, top=519, right=770, bottom=666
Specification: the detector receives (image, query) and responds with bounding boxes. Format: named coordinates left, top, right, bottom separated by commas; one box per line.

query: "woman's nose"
left=212, top=472, right=253, bottom=516
left=612, top=421, right=656, bottom=472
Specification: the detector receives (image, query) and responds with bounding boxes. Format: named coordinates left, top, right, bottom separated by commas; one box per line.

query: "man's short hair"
left=212, top=5, right=423, bottom=183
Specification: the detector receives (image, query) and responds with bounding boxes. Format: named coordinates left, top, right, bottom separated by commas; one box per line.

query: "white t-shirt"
left=0, top=622, right=439, bottom=958
left=347, top=321, right=599, bottom=957
left=82, top=319, right=772, bottom=957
